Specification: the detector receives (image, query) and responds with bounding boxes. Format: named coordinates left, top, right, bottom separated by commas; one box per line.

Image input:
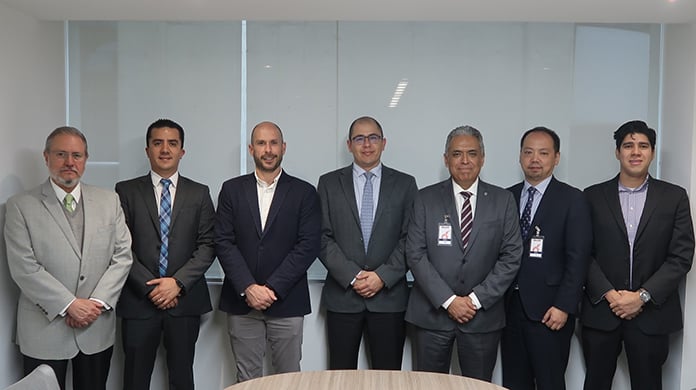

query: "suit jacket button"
left=80, top=275, right=85, bottom=281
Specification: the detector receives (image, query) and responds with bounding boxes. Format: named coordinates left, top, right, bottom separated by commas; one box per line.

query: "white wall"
left=0, top=4, right=65, bottom=388
left=2, top=15, right=696, bottom=390
left=661, top=22, right=696, bottom=390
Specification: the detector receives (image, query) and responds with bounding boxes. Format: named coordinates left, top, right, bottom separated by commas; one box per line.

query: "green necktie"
left=63, top=193, right=75, bottom=213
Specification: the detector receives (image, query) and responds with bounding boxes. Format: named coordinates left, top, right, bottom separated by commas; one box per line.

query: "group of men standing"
left=3, top=117, right=693, bottom=390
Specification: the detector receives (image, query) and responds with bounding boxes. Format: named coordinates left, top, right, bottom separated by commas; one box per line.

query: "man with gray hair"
left=405, top=125, right=522, bottom=381
left=4, top=126, right=133, bottom=390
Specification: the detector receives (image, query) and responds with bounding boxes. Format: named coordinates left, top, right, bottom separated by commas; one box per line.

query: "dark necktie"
left=360, top=171, right=374, bottom=253
left=460, top=191, right=472, bottom=249
left=520, top=186, right=536, bottom=238
left=159, top=178, right=172, bottom=277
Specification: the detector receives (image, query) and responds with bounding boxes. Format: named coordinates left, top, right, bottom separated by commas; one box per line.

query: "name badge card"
left=438, top=215, right=452, bottom=246
left=529, top=226, right=543, bottom=258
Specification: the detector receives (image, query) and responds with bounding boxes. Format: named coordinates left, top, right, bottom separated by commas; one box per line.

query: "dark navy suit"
left=502, top=177, right=592, bottom=390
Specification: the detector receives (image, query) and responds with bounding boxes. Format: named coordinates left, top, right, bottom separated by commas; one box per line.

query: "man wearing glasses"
left=318, top=116, right=417, bottom=369
left=4, top=126, right=133, bottom=390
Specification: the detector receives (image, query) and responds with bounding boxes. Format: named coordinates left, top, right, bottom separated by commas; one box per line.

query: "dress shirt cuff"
left=469, top=292, right=482, bottom=310
left=350, top=270, right=363, bottom=286
left=60, top=298, right=76, bottom=317
left=597, top=289, right=611, bottom=305
left=442, top=295, right=456, bottom=309
left=89, top=297, right=111, bottom=311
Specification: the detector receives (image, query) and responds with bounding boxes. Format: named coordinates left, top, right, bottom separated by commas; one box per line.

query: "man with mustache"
left=405, top=125, right=522, bottom=382
left=215, top=121, right=321, bottom=382
left=115, top=119, right=216, bottom=390
left=4, top=126, right=133, bottom=390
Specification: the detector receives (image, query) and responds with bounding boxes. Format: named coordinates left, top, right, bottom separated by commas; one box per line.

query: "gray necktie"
left=360, top=172, right=374, bottom=253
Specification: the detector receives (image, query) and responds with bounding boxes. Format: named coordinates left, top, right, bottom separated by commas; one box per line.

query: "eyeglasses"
left=351, top=134, right=383, bottom=145
left=50, top=151, right=86, bottom=161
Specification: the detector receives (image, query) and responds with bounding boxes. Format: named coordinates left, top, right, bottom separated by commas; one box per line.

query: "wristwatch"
left=639, top=288, right=651, bottom=303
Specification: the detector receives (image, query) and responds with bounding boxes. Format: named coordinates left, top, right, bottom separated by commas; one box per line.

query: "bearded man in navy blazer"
left=581, top=120, right=694, bottom=390
left=405, top=125, right=522, bottom=381
left=502, top=127, right=592, bottom=390
left=116, top=119, right=216, bottom=390
left=318, top=116, right=417, bottom=370
left=216, top=121, right=321, bottom=383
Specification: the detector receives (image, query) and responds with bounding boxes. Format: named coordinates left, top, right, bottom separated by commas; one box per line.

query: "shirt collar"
left=452, top=177, right=479, bottom=197
left=151, top=171, right=179, bottom=188
left=352, top=163, right=383, bottom=179
left=50, top=179, right=82, bottom=203
left=255, top=169, right=282, bottom=188
left=618, top=176, right=650, bottom=193
left=523, top=175, right=553, bottom=196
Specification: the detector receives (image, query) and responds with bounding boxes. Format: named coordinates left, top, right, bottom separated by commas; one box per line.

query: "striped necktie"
left=159, top=178, right=172, bottom=277
left=460, top=191, right=473, bottom=249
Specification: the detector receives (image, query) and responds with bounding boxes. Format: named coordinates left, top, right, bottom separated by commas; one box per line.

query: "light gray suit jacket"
left=318, top=165, right=417, bottom=313
left=405, top=179, right=522, bottom=332
left=4, top=180, right=133, bottom=359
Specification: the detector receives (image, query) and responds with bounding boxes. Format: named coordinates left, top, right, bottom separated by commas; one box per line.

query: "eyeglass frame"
left=350, top=133, right=383, bottom=145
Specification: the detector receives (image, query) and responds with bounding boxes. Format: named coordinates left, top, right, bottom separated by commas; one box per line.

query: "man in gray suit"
left=405, top=125, right=522, bottom=381
left=4, top=126, right=133, bottom=390
left=318, top=116, right=417, bottom=370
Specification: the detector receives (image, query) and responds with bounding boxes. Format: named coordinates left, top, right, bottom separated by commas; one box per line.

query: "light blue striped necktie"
left=360, top=171, right=374, bottom=253
left=159, top=178, right=172, bottom=277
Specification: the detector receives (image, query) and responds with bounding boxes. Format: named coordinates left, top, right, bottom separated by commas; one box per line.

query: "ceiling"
left=1, top=0, right=695, bottom=23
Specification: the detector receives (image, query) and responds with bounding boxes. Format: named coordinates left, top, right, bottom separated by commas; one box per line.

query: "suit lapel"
left=635, top=177, right=659, bottom=241
left=170, top=176, right=188, bottom=228
left=82, top=185, right=95, bottom=257
left=243, top=174, right=263, bottom=237
left=373, top=166, right=393, bottom=228
left=41, top=181, right=81, bottom=257
left=138, top=175, right=160, bottom=234
left=467, top=181, right=491, bottom=254
left=439, top=180, right=464, bottom=252
left=263, top=172, right=290, bottom=236
left=529, top=178, right=556, bottom=237
left=603, top=177, right=628, bottom=239
left=338, top=166, right=361, bottom=227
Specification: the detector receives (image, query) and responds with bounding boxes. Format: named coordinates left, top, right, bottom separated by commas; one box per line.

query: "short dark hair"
left=147, top=119, right=185, bottom=147
left=44, top=126, right=89, bottom=157
left=613, top=120, right=656, bottom=150
left=520, top=126, right=560, bottom=153
left=348, top=116, right=383, bottom=139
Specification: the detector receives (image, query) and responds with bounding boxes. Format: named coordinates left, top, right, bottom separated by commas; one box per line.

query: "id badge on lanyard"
left=529, top=226, right=544, bottom=258
left=438, top=214, right=453, bottom=246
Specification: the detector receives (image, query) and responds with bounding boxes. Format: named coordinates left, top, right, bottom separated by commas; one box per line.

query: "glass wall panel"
left=68, top=21, right=661, bottom=280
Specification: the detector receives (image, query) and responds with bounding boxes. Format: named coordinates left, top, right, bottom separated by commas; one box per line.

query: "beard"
left=254, top=153, right=283, bottom=173
left=51, top=172, right=81, bottom=189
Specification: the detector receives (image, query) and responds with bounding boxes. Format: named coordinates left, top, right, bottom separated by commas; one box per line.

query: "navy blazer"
left=115, top=174, right=216, bottom=318
left=215, top=171, right=321, bottom=317
left=508, top=177, right=592, bottom=321
left=581, top=176, right=694, bottom=335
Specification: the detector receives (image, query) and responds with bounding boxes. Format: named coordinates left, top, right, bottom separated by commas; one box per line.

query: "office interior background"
left=1, top=0, right=695, bottom=389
